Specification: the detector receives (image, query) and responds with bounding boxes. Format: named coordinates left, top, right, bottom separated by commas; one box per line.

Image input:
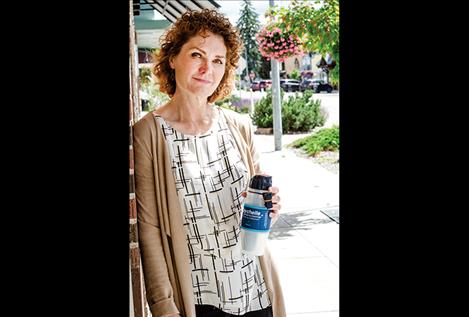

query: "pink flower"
left=256, top=24, right=304, bottom=62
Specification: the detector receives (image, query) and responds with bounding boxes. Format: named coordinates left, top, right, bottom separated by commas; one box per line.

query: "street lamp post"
left=269, top=0, right=282, bottom=151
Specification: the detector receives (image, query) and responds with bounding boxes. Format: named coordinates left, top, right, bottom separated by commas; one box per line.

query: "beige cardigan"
left=133, top=107, right=286, bottom=317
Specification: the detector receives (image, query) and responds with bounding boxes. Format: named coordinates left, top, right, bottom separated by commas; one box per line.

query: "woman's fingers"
left=269, top=206, right=281, bottom=219
left=242, top=185, right=281, bottom=219
left=268, top=186, right=279, bottom=195
left=272, top=194, right=281, bottom=204
left=267, top=186, right=281, bottom=220
left=268, top=187, right=281, bottom=209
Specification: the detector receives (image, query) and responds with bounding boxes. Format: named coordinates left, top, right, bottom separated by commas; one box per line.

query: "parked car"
left=250, top=81, right=261, bottom=91
left=301, top=78, right=333, bottom=93
left=260, top=79, right=272, bottom=90
left=250, top=79, right=272, bottom=91
left=280, top=79, right=301, bottom=92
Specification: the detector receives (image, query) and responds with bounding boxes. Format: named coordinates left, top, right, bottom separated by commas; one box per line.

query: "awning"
left=133, top=0, right=220, bottom=23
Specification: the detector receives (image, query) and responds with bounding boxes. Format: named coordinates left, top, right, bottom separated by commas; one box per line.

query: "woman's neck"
left=156, top=91, right=218, bottom=136
left=167, top=92, right=212, bottom=123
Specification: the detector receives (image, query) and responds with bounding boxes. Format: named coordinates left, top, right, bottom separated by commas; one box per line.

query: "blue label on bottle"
left=241, top=204, right=271, bottom=232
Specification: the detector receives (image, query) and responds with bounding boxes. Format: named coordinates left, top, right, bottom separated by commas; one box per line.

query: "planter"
left=255, top=127, right=273, bottom=135
left=256, top=24, right=304, bottom=62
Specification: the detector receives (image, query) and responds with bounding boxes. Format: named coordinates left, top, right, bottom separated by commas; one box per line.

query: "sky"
left=217, top=1, right=293, bottom=26
left=219, top=0, right=321, bottom=26
left=151, top=1, right=299, bottom=27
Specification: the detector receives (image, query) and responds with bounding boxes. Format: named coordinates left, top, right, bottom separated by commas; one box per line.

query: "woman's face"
left=170, top=31, right=227, bottom=99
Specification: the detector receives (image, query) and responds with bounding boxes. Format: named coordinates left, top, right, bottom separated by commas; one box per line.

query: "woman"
left=133, top=9, right=285, bottom=317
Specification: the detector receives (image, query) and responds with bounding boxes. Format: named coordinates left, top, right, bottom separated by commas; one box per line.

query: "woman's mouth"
left=193, top=77, right=212, bottom=84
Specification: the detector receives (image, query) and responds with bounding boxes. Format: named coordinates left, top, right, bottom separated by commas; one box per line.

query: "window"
left=294, top=58, right=300, bottom=69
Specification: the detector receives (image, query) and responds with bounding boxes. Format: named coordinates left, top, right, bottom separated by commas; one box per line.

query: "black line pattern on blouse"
left=155, top=112, right=271, bottom=314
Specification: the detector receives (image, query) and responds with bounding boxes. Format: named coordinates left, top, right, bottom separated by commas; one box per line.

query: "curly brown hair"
left=152, top=9, right=242, bottom=103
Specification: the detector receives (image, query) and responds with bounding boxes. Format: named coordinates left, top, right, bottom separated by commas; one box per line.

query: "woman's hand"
left=241, top=186, right=281, bottom=225
left=267, top=186, right=281, bottom=225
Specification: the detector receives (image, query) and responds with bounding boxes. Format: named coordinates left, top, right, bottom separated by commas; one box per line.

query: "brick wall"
left=129, top=0, right=146, bottom=316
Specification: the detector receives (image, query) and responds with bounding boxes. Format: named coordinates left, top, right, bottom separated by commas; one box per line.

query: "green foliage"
left=281, top=90, right=326, bottom=133
left=139, top=66, right=169, bottom=111
left=290, top=125, right=339, bottom=156
left=251, top=89, right=326, bottom=133
left=139, top=67, right=152, bottom=86
left=236, top=0, right=262, bottom=79
left=258, top=57, right=272, bottom=79
left=289, top=69, right=301, bottom=80
left=141, top=84, right=170, bottom=112
left=251, top=88, right=279, bottom=128
left=269, top=0, right=339, bottom=85
left=215, top=94, right=249, bottom=114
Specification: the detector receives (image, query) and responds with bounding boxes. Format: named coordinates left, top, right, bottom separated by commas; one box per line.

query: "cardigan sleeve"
left=243, top=115, right=262, bottom=175
left=133, top=117, right=180, bottom=317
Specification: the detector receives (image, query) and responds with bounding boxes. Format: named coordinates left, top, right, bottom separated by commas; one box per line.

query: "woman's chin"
left=189, top=88, right=216, bottom=99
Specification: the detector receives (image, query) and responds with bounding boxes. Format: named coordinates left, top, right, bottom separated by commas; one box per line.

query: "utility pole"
left=269, top=0, right=282, bottom=151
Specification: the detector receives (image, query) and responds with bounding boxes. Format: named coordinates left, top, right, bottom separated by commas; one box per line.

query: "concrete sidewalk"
left=254, top=133, right=340, bottom=317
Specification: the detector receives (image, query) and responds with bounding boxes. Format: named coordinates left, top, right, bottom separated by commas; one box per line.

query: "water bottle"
left=240, top=175, right=273, bottom=256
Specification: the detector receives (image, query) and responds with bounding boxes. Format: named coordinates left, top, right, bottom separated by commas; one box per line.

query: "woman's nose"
left=199, top=60, right=212, bottom=74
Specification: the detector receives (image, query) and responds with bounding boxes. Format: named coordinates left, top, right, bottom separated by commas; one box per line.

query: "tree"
left=236, top=0, right=262, bottom=81
left=269, top=0, right=339, bottom=85
left=257, top=57, right=272, bottom=79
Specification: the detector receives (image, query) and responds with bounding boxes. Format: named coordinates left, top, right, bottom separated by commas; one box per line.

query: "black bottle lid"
left=249, top=174, right=272, bottom=191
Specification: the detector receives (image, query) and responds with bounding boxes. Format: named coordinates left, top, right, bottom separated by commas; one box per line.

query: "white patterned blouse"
left=154, top=108, right=271, bottom=315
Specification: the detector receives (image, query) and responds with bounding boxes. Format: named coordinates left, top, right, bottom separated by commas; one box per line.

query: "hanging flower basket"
left=256, top=24, right=305, bottom=62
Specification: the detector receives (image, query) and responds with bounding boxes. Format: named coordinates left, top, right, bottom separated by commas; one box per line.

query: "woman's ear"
left=169, top=56, right=175, bottom=69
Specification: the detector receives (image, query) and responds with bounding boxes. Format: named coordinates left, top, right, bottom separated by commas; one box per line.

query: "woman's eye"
left=213, top=59, right=224, bottom=65
left=191, top=52, right=202, bottom=58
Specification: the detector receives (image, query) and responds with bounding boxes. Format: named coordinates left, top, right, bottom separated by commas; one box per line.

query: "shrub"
left=250, top=88, right=281, bottom=128
left=251, top=89, right=326, bottom=133
left=289, top=69, right=301, bottom=80
left=290, top=125, right=339, bottom=156
left=215, top=94, right=253, bottom=114
left=281, top=90, right=326, bottom=133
